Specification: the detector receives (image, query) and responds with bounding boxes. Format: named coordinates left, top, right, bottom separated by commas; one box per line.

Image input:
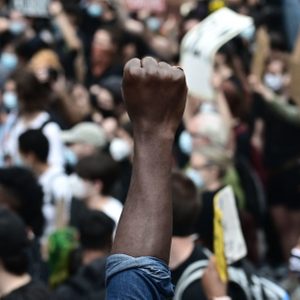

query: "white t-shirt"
left=39, top=165, right=72, bottom=237
left=4, top=112, right=65, bottom=167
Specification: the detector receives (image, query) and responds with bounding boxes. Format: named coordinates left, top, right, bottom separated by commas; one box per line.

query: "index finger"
left=123, top=58, right=143, bottom=81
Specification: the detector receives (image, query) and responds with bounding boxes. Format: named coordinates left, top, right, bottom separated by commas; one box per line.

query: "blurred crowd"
left=0, top=0, right=300, bottom=299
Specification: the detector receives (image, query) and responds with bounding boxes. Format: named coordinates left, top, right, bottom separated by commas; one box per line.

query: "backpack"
left=174, top=258, right=290, bottom=300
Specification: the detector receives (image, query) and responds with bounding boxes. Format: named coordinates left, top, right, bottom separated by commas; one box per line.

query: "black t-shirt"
left=1, top=281, right=51, bottom=300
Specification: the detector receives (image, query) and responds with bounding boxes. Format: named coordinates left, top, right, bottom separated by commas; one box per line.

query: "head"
left=187, top=112, right=229, bottom=150
left=18, top=129, right=49, bottom=169
left=171, top=171, right=201, bottom=237
left=61, top=122, right=107, bottom=161
left=0, top=167, right=44, bottom=237
left=187, top=147, right=229, bottom=191
left=0, top=208, right=29, bottom=276
left=75, top=153, right=119, bottom=198
left=13, top=68, right=50, bottom=113
left=91, top=28, right=117, bottom=68
left=263, top=57, right=290, bottom=94
left=79, top=209, right=115, bottom=254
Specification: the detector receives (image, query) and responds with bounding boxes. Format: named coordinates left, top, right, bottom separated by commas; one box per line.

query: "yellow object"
left=29, top=49, right=62, bottom=72
left=209, top=0, right=225, bottom=12
left=213, top=192, right=229, bottom=283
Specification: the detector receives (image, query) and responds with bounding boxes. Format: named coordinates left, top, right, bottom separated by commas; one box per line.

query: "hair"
left=1, top=252, right=29, bottom=276
left=171, top=170, right=201, bottom=237
left=0, top=167, right=44, bottom=237
left=79, top=209, right=114, bottom=252
left=18, top=129, right=49, bottom=163
left=76, top=153, right=119, bottom=196
left=193, top=147, right=231, bottom=180
left=12, top=68, right=50, bottom=113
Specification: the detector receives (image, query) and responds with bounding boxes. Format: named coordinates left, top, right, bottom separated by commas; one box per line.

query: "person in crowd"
left=250, top=56, right=300, bottom=263
left=2, top=68, right=65, bottom=167
left=18, top=129, right=72, bottom=238
left=53, top=209, right=114, bottom=300
left=0, top=208, right=50, bottom=299
left=75, top=152, right=122, bottom=225
left=86, top=28, right=122, bottom=86
left=170, top=170, right=288, bottom=300
left=0, top=167, right=45, bottom=280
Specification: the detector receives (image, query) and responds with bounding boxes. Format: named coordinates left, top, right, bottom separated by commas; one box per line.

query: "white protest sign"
left=11, top=0, right=49, bottom=17
left=180, top=8, right=253, bottom=100
left=214, top=185, right=247, bottom=264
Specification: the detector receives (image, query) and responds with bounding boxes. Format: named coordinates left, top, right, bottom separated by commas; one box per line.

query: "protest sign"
left=180, top=8, right=253, bottom=100
left=11, top=0, right=49, bottom=17
left=214, top=186, right=247, bottom=281
left=124, top=0, right=166, bottom=13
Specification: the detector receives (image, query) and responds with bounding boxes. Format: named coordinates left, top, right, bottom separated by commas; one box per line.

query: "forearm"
left=266, top=95, right=300, bottom=126
left=112, top=134, right=174, bottom=263
left=53, top=13, right=81, bottom=50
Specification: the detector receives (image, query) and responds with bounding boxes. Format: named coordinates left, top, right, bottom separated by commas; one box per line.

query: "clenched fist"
left=122, top=57, right=187, bottom=138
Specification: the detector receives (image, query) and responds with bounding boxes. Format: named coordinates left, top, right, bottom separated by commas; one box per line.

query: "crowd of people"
left=0, top=0, right=300, bottom=299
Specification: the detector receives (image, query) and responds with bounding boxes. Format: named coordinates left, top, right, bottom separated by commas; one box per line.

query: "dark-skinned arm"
left=112, top=57, right=187, bottom=263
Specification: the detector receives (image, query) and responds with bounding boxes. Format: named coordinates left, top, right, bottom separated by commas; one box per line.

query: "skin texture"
left=202, top=256, right=227, bottom=300
left=112, top=57, right=187, bottom=263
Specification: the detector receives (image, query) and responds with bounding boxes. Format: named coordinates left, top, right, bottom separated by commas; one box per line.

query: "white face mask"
left=179, top=131, right=192, bottom=155
left=263, top=73, right=284, bottom=92
left=109, top=138, right=132, bottom=162
left=3, top=91, right=18, bottom=111
left=68, top=174, right=88, bottom=199
left=186, top=168, right=205, bottom=189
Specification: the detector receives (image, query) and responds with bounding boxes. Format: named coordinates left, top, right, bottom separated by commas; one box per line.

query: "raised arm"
left=112, top=57, right=187, bottom=263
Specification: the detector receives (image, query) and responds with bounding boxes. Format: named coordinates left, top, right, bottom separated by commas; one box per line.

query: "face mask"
left=87, top=3, right=103, bottom=17
left=109, top=138, right=132, bottom=162
left=9, top=21, right=26, bottom=35
left=146, top=17, right=161, bottom=32
left=289, top=247, right=300, bottom=276
left=68, top=174, right=88, bottom=199
left=3, top=91, right=18, bottom=111
left=186, top=168, right=205, bottom=189
left=179, top=131, right=192, bottom=155
left=263, top=73, right=284, bottom=92
left=64, top=147, right=78, bottom=167
left=240, top=25, right=255, bottom=42
left=0, top=53, right=18, bottom=70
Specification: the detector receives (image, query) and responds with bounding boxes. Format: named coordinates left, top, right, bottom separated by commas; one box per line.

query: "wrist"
left=133, top=127, right=175, bottom=144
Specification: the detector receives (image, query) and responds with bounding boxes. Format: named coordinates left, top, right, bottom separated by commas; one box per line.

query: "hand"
left=122, top=57, right=187, bottom=138
left=202, top=257, right=228, bottom=300
left=0, top=17, right=9, bottom=33
left=49, top=0, right=63, bottom=17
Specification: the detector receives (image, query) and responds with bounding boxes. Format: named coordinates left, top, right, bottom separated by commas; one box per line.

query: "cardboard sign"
left=214, top=193, right=228, bottom=283
left=11, top=0, right=49, bottom=17
left=124, top=0, right=166, bottom=13
left=180, top=8, right=253, bottom=100
left=214, top=186, right=247, bottom=281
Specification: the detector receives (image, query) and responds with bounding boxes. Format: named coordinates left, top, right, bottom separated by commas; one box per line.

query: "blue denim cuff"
left=106, top=254, right=174, bottom=297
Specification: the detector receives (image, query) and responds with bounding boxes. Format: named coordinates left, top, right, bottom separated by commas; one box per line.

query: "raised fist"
left=122, top=57, right=187, bottom=138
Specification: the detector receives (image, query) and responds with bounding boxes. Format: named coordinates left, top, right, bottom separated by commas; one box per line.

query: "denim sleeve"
left=106, top=254, right=174, bottom=300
